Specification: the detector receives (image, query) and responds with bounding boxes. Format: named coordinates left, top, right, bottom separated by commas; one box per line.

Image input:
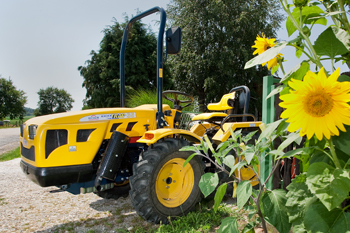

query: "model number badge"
left=79, top=112, right=136, bottom=122
left=69, top=146, right=77, bottom=152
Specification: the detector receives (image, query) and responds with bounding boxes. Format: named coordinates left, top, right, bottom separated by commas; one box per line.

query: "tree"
left=78, top=18, right=173, bottom=108
left=0, top=77, right=27, bottom=120
left=35, top=87, right=74, bottom=116
left=167, top=0, right=283, bottom=112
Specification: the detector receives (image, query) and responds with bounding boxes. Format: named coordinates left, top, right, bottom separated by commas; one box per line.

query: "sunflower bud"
left=301, top=26, right=311, bottom=37
left=293, top=0, right=308, bottom=8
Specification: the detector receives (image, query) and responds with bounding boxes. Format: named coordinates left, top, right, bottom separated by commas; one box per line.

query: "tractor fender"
left=137, top=128, right=201, bottom=144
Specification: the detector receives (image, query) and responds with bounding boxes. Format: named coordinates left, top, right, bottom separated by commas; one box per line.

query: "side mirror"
left=166, top=27, right=181, bottom=55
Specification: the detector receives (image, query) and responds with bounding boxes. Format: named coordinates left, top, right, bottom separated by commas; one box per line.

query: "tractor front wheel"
left=129, top=138, right=204, bottom=224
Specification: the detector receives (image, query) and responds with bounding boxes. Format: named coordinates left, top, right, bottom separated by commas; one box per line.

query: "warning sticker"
left=79, top=112, right=137, bottom=122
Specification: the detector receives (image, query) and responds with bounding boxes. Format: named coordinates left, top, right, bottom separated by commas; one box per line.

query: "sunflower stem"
left=278, top=60, right=285, bottom=75
left=327, top=138, right=342, bottom=169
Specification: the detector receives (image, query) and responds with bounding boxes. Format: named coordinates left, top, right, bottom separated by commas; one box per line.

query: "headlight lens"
left=28, top=125, right=38, bottom=140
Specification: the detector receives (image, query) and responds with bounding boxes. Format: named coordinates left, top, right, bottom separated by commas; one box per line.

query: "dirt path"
left=0, top=128, right=20, bottom=154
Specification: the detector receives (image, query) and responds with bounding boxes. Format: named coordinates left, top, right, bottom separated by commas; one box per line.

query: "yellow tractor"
left=20, top=7, right=261, bottom=224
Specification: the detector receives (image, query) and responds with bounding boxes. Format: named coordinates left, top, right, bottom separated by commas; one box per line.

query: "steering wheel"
left=162, top=90, right=194, bottom=110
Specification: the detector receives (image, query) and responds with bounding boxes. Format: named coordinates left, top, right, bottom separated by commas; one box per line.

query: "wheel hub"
left=156, top=158, right=194, bottom=207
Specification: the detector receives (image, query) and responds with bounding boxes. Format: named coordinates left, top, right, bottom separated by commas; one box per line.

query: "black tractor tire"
left=129, top=138, right=204, bottom=224
left=95, top=182, right=130, bottom=200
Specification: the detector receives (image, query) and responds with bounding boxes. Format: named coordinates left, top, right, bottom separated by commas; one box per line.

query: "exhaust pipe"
left=95, top=131, right=129, bottom=191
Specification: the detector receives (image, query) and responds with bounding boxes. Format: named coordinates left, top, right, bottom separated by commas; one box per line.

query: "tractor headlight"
left=20, top=124, right=25, bottom=137
left=28, top=125, right=38, bottom=140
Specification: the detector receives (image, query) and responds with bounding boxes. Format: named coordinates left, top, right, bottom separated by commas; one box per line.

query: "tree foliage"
left=0, top=77, right=27, bottom=120
left=78, top=18, right=173, bottom=108
left=35, top=86, right=74, bottom=116
left=167, top=0, right=283, bottom=112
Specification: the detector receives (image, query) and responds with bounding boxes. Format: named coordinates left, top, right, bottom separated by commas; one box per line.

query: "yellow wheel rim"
left=156, top=158, right=194, bottom=208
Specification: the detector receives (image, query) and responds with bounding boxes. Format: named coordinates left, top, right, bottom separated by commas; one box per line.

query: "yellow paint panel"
left=212, top=121, right=262, bottom=143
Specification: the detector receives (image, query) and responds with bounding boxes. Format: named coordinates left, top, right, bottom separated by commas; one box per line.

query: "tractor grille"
left=45, top=130, right=68, bottom=159
left=21, top=143, right=35, bottom=161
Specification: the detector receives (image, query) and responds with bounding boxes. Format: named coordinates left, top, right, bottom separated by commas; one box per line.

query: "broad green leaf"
left=314, top=27, right=349, bottom=59
left=280, top=86, right=290, bottom=95
left=261, top=189, right=292, bottom=233
left=243, top=148, right=255, bottom=165
left=286, top=6, right=327, bottom=36
left=286, top=173, right=317, bottom=232
left=279, top=147, right=314, bottom=159
left=214, top=183, right=227, bottom=213
left=199, top=173, right=219, bottom=197
left=304, top=201, right=350, bottom=232
left=223, top=155, right=236, bottom=171
left=276, top=119, right=289, bottom=135
left=280, top=61, right=310, bottom=83
left=332, top=26, right=350, bottom=51
left=244, top=42, right=287, bottom=69
left=242, top=130, right=258, bottom=144
left=218, top=217, right=239, bottom=233
left=257, top=119, right=284, bottom=143
left=338, top=74, right=350, bottom=82
left=333, top=125, right=350, bottom=155
left=242, top=222, right=255, bottom=233
left=230, top=160, right=247, bottom=177
left=266, top=85, right=284, bottom=100
left=179, top=145, right=198, bottom=152
left=237, top=181, right=252, bottom=209
left=271, top=64, right=279, bottom=75
left=276, top=132, right=301, bottom=155
left=306, top=162, right=350, bottom=211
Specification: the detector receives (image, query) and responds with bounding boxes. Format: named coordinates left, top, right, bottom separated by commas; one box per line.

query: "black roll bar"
left=119, top=7, right=166, bottom=128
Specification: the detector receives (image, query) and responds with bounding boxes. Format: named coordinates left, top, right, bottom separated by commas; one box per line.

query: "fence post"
left=261, top=76, right=280, bottom=190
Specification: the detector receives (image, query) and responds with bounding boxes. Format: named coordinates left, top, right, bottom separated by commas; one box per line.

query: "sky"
left=0, top=0, right=347, bottom=111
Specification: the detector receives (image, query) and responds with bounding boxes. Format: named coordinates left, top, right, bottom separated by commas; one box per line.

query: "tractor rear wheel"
left=129, top=138, right=204, bottom=224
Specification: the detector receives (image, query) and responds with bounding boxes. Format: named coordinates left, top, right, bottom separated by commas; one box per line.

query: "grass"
left=1, top=115, right=34, bottom=128
left=0, top=147, right=20, bottom=162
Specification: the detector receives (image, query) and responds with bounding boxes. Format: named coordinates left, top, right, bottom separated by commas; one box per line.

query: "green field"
left=0, top=147, right=20, bottom=161
left=1, top=115, right=34, bottom=128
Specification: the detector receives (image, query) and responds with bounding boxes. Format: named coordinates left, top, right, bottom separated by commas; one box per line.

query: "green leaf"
left=223, top=155, right=236, bottom=171
left=332, top=26, right=350, bottom=51
left=332, top=125, right=350, bottom=156
left=286, top=6, right=327, bottom=36
left=304, top=201, right=350, bottom=232
left=306, top=162, right=350, bottom=211
left=179, top=145, right=198, bottom=152
left=271, top=64, right=279, bottom=75
left=338, top=74, right=350, bottom=82
left=280, top=61, right=310, bottom=83
left=183, top=153, right=198, bottom=168
left=257, top=119, right=284, bottom=143
left=286, top=173, right=317, bottom=232
left=214, top=183, right=227, bottom=213
left=199, top=173, right=219, bottom=198
left=261, top=189, right=292, bottom=233
left=230, top=160, right=247, bottom=177
left=243, top=147, right=255, bottom=165
left=242, top=130, right=258, bottom=144
left=266, top=85, right=284, bottom=100
left=237, top=181, right=252, bottom=209
left=244, top=41, right=287, bottom=69
left=218, top=217, right=239, bottom=233
left=314, top=27, right=349, bottom=59
left=276, top=132, right=301, bottom=155
left=242, top=222, right=255, bottom=233
left=279, top=147, right=314, bottom=159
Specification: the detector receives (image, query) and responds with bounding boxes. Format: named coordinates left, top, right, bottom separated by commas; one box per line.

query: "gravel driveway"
left=0, top=158, right=153, bottom=233
left=0, top=128, right=20, bottom=154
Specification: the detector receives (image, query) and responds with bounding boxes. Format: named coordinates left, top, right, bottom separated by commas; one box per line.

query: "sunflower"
left=252, top=33, right=276, bottom=55
left=279, top=67, right=350, bottom=140
left=252, top=33, right=283, bottom=71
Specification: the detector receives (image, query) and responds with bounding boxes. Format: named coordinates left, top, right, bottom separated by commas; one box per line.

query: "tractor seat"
left=207, top=92, right=236, bottom=111
left=192, top=112, right=227, bottom=121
